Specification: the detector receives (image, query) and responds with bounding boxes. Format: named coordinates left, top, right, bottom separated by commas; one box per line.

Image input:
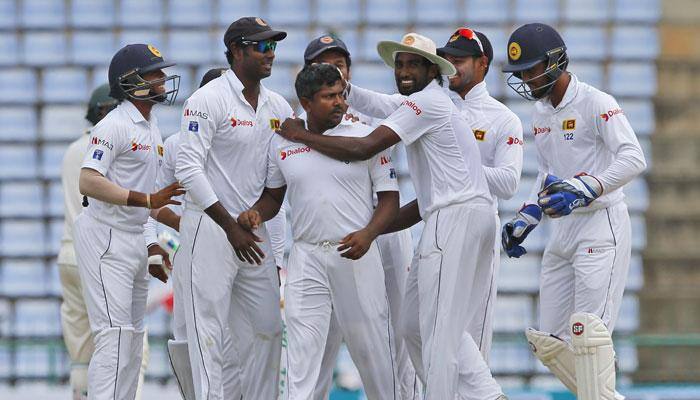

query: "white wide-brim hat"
left=377, top=33, right=457, bottom=77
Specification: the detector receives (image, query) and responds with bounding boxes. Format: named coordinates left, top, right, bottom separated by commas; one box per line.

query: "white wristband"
left=148, top=254, right=163, bottom=265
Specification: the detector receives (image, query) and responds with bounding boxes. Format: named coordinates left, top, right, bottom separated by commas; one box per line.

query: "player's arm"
left=593, top=96, right=647, bottom=192
left=483, top=115, right=524, bottom=200
left=345, top=83, right=406, bottom=119
left=383, top=199, right=421, bottom=233
left=175, top=95, right=265, bottom=265
left=79, top=168, right=183, bottom=209
left=238, top=186, right=287, bottom=230
left=277, top=118, right=400, bottom=161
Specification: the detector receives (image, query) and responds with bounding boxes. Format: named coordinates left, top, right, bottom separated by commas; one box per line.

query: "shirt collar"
left=225, top=69, right=270, bottom=108
left=121, top=100, right=147, bottom=124
left=463, top=81, right=489, bottom=102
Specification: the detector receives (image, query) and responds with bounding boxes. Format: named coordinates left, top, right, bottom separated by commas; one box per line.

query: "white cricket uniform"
left=267, top=120, right=399, bottom=400
left=159, top=129, right=287, bottom=399
left=525, top=74, right=646, bottom=341
left=73, top=100, right=163, bottom=400
left=175, top=69, right=292, bottom=400
left=348, top=80, right=504, bottom=400
left=449, top=81, right=523, bottom=362
left=299, top=108, right=417, bottom=399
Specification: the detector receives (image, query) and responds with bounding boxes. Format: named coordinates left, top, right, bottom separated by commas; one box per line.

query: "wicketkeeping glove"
left=537, top=173, right=603, bottom=218
left=501, top=203, right=543, bottom=258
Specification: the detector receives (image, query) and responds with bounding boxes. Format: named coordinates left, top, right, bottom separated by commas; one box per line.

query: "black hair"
left=295, top=63, right=343, bottom=101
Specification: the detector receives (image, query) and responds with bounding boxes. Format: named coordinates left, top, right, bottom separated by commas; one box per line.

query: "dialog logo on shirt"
left=600, top=108, right=624, bottom=122
left=231, top=117, right=254, bottom=127
left=92, top=149, right=103, bottom=160
left=91, top=136, right=113, bottom=150
left=270, top=118, right=281, bottom=130
left=473, top=129, right=486, bottom=141
left=184, top=109, right=208, bottom=119
left=401, top=100, right=422, bottom=116
left=562, top=119, right=576, bottom=130
left=506, top=136, right=523, bottom=145
left=131, top=141, right=152, bottom=152
left=533, top=126, right=551, bottom=136
left=280, top=146, right=310, bottom=160
left=380, top=155, right=392, bottom=165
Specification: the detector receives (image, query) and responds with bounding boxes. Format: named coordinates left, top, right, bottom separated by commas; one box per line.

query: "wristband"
left=146, top=193, right=151, bottom=209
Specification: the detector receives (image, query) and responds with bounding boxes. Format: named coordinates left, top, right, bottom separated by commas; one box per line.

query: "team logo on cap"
left=449, top=34, right=460, bottom=43
left=320, top=36, right=334, bottom=44
left=403, top=35, right=415, bottom=45
left=255, top=17, right=267, bottom=26
left=147, top=44, right=162, bottom=57
left=508, top=42, right=521, bottom=61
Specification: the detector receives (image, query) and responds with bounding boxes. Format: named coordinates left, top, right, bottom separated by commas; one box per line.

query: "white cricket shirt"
left=81, top=100, right=165, bottom=233
left=379, top=80, right=492, bottom=218
left=526, top=74, right=647, bottom=211
left=175, top=69, right=294, bottom=215
left=266, top=121, right=398, bottom=244
left=449, top=81, right=523, bottom=203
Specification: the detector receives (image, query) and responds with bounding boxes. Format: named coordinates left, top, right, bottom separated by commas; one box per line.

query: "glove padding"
left=501, top=203, right=542, bottom=258
left=538, top=173, right=603, bottom=218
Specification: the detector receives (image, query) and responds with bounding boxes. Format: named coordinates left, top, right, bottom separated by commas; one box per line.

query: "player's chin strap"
left=526, top=317, right=625, bottom=400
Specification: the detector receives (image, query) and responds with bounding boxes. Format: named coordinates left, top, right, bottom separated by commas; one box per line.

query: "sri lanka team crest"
left=509, top=42, right=521, bottom=61
left=270, top=118, right=281, bottom=130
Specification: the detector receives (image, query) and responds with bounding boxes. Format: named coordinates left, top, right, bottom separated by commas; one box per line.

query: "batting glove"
left=537, top=173, right=603, bottom=218
left=501, top=203, right=542, bottom=258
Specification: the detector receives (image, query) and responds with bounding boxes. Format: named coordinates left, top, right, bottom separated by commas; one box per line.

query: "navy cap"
left=438, top=28, right=492, bottom=65
left=223, top=17, right=287, bottom=48
left=304, top=35, right=350, bottom=63
left=199, top=68, right=227, bottom=88
left=502, top=23, right=566, bottom=73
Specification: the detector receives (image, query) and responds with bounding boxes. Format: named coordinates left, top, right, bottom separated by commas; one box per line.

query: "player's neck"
left=306, top=117, right=327, bottom=135
left=458, top=77, right=485, bottom=99
left=233, top=67, right=261, bottom=110
left=131, top=100, right=154, bottom=121
left=549, top=72, right=571, bottom=108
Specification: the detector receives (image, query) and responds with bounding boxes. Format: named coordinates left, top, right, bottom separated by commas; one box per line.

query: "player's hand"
left=276, top=118, right=307, bottom=143
left=225, top=222, right=265, bottom=265
left=501, top=204, right=542, bottom=258
left=150, top=182, right=186, bottom=209
left=538, top=173, right=603, bottom=218
left=237, top=209, right=262, bottom=231
left=147, top=244, right=171, bottom=283
left=337, top=229, right=375, bottom=260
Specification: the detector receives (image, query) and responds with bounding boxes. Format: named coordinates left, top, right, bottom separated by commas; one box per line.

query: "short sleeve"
left=380, top=90, right=446, bottom=145
left=81, top=120, right=127, bottom=175
left=266, top=139, right=286, bottom=189
left=369, top=149, right=399, bottom=193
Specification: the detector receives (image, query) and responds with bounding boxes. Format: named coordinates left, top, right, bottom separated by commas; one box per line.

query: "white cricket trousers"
left=313, top=229, right=418, bottom=399
left=399, top=202, right=503, bottom=400
left=73, top=213, right=148, bottom=400
left=179, top=210, right=281, bottom=400
left=539, top=202, right=632, bottom=341
left=285, top=240, right=398, bottom=400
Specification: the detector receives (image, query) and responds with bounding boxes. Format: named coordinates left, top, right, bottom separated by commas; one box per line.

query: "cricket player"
left=239, top=62, right=400, bottom=400
left=277, top=33, right=506, bottom=400
left=438, top=27, right=523, bottom=363
left=161, top=67, right=287, bottom=400
left=500, top=23, right=647, bottom=400
left=73, top=44, right=184, bottom=400
left=59, top=84, right=118, bottom=400
left=175, top=17, right=291, bottom=400
left=301, top=35, right=418, bottom=399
